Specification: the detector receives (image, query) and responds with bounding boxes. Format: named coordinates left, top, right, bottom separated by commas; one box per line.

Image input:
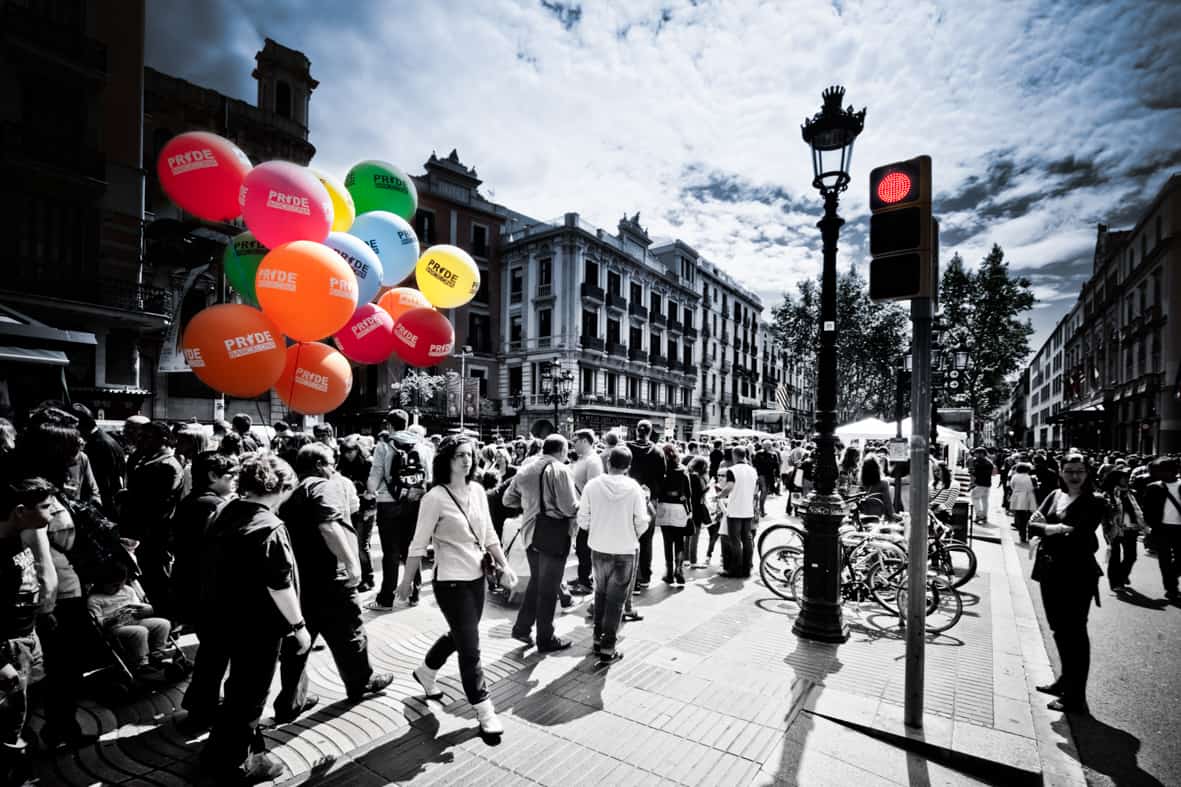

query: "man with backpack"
left=366, top=409, right=431, bottom=611
left=626, top=421, right=665, bottom=590
left=1143, top=457, right=1181, bottom=602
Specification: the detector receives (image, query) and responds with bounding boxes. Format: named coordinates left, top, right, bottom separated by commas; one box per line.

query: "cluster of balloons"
left=159, top=131, right=480, bottom=415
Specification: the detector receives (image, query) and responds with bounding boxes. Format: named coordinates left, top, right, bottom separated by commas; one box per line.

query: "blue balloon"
left=322, top=232, right=384, bottom=305
left=348, top=211, right=420, bottom=286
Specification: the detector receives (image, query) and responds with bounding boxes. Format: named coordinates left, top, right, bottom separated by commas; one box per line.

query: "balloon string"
left=286, top=341, right=304, bottom=415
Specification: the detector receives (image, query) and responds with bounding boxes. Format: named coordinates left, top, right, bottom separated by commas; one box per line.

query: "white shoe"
left=474, top=698, right=504, bottom=735
left=413, top=664, right=443, bottom=700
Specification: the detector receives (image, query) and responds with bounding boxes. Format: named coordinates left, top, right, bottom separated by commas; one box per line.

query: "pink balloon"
left=334, top=303, right=397, bottom=364
left=240, top=161, right=333, bottom=248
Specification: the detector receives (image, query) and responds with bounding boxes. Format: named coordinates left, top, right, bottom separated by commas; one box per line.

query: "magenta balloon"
left=240, top=161, right=333, bottom=248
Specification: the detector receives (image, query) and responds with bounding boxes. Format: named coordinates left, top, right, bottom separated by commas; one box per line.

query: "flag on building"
left=774, top=383, right=789, bottom=412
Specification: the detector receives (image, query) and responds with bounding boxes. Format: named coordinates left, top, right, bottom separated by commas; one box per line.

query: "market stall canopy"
left=834, top=417, right=896, bottom=439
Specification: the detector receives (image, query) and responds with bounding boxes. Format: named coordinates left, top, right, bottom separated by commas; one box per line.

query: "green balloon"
left=344, top=160, right=418, bottom=221
left=223, top=230, right=268, bottom=307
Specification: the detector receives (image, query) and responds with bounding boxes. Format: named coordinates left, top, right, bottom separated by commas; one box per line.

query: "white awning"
left=0, top=346, right=69, bottom=366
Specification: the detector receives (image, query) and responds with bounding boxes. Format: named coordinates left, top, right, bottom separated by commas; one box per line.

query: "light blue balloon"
left=322, top=232, right=383, bottom=305
left=348, top=210, right=421, bottom=286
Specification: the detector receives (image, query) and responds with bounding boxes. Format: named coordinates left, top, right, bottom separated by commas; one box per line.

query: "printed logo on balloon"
left=390, top=307, right=454, bottom=368
left=415, top=245, right=480, bottom=309
left=255, top=241, right=358, bottom=342
left=240, top=161, right=334, bottom=249
left=348, top=211, right=420, bottom=287
left=275, top=342, right=353, bottom=415
left=181, top=304, right=287, bottom=397
left=157, top=131, right=252, bottom=222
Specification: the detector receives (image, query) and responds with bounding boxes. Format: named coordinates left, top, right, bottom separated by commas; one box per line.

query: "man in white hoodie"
left=577, top=446, right=649, bottom=665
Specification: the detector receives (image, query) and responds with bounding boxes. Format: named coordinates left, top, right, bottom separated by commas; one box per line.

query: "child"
left=86, top=563, right=171, bottom=678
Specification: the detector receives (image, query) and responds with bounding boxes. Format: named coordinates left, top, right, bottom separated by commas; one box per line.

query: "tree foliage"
left=389, top=370, right=447, bottom=412
left=770, top=265, right=909, bottom=424
left=938, top=245, right=1036, bottom=422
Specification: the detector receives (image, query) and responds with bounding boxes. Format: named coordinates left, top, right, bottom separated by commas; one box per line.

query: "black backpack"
left=385, top=441, right=427, bottom=501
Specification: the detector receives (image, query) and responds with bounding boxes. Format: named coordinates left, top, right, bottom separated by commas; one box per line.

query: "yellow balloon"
left=415, top=244, right=480, bottom=309
left=312, top=168, right=356, bottom=232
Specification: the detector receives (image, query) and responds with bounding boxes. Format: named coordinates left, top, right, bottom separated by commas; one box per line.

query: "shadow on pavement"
left=1112, top=587, right=1170, bottom=611
left=1054, top=714, right=1165, bottom=787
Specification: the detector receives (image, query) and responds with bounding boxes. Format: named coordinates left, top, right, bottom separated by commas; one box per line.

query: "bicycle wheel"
left=932, top=543, right=977, bottom=588
left=789, top=565, right=806, bottom=605
left=897, top=576, right=963, bottom=633
left=759, top=546, right=803, bottom=601
left=866, top=558, right=907, bottom=612
left=757, top=523, right=806, bottom=558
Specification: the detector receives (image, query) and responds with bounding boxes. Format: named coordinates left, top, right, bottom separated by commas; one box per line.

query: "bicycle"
left=785, top=509, right=907, bottom=611
left=896, top=573, right=963, bottom=634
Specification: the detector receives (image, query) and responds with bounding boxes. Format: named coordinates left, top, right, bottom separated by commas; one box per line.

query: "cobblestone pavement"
left=30, top=489, right=1086, bottom=786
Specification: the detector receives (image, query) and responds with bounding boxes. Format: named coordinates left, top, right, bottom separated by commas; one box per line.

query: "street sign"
left=887, top=437, right=908, bottom=462
left=869, top=155, right=933, bottom=302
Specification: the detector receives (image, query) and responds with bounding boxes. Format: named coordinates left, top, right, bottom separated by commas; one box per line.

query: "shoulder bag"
left=531, top=464, right=573, bottom=558
left=440, top=485, right=495, bottom=578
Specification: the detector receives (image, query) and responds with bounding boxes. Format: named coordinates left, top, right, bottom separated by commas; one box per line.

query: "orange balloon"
left=255, top=240, right=358, bottom=341
left=274, top=342, right=353, bottom=415
left=181, top=304, right=286, bottom=397
left=377, top=286, right=432, bottom=323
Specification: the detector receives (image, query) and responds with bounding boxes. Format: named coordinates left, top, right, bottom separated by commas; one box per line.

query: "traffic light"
left=869, top=155, right=933, bottom=301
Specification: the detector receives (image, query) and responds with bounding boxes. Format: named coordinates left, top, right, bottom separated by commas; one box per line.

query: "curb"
left=993, top=501, right=1089, bottom=787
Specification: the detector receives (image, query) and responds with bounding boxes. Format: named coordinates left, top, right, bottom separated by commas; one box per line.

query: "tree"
left=389, top=370, right=447, bottom=413
left=938, top=244, right=1035, bottom=425
left=770, top=265, right=909, bottom=424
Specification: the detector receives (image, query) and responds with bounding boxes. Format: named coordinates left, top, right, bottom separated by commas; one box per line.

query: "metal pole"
left=894, top=365, right=905, bottom=512
left=905, top=296, right=933, bottom=728
left=793, top=189, right=848, bottom=644
left=458, top=351, right=467, bottom=434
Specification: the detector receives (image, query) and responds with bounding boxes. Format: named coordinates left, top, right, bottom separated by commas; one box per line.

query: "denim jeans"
left=574, top=528, right=593, bottom=587
left=514, top=547, right=566, bottom=645
left=112, top=616, right=171, bottom=666
left=592, top=552, right=635, bottom=657
left=637, top=522, right=655, bottom=584
left=426, top=578, right=487, bottom=705
left=971, top=484, right=990, bottom=522
left=355, top=505, right=376, bottom=585
left=727, top=517, right=754, bottom=577
left=1107, top=530, right=1139, bottom=588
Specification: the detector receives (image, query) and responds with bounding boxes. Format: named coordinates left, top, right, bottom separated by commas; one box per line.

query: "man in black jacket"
left=627, top=421, right=664, bottom=589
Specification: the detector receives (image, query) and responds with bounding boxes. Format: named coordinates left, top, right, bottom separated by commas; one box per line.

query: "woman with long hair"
left=397, top=436, right=517, bottom=738
left=654, top=443, right=692, bottom=586
left=1029, top=453, right=1104, bottom=715
left=859, top=456, right=896, bottom=520
left=686, top=456, right=711, bottom=569
left=337, top=435, right=376, bottom=592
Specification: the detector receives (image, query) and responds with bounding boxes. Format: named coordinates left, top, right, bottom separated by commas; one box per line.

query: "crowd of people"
left=969, top=445, right=1181, bottom=717
left=4, top=394, right=1176, bottom=782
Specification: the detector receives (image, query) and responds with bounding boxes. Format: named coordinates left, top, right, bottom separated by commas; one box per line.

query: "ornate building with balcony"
left=1049, top=173, right=1180, bottom=453
left=499, top=213, right=702, bottom=439
left=1, top=0, right=148, bottom=417
left=759, top=334, right=815, bottom=438
left=698, top=259, right=763, bottom=429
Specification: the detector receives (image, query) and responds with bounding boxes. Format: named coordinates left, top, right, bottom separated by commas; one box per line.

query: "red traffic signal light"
left=869, top=156, right=934, bottom=302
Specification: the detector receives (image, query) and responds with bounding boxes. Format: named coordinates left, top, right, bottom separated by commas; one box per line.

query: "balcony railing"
left=628, top=347, right=647, bottom=362
left=536, top=283, right=553, bottom=299
left=10, top=275, right=173, bottom=316
left=667, top=318, right=683, bottom=334
left=581, top=283, right=605, bottom=301
left=702, top=326, right=711, bottom=339
left=682, top=363, right=699, bottom=377
left=581, top=335, right=605, bottom=351
left=702, top=356, right=715, bottom=368
left=3, top=124, right=105, bottom=181
left=650, top=312, right=666, bottom=326
left=685, top=326, right=698, bottom=340
left=649, top=351, right=667, bottom=366
left=607, top=292, right=627, bottom=311
left=629, top=302, right=648, bottom=319
left=721, top=331, right=730, bottom=343
left=607, top=341, right=627, bottom=358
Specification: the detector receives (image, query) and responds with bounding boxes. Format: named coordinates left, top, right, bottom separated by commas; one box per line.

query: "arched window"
left=276, top=81, right=292, bottom=118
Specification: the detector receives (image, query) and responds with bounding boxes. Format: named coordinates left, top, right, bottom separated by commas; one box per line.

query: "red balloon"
left=391, top=307, right=454, bottom=368
left=274, top=342, right=353, bottom=415
left=157, top=132, right=252, bottom=222
left=334, top=303, right=397, bottom=364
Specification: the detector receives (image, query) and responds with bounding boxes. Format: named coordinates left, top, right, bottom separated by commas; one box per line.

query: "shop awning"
left=0, top=346, right=69, bottom=366
left=1047, top=404, right=1105, bottom=424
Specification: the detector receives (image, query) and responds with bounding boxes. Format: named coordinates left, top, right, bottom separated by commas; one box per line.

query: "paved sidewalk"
left=30, top=489, right=1086, bottom=785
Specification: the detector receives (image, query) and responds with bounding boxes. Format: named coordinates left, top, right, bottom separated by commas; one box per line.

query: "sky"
left=145, top=0, right=1181, bottom=355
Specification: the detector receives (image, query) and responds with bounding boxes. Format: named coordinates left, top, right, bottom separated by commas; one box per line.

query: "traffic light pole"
left=905, top=296, right=933, bottom=728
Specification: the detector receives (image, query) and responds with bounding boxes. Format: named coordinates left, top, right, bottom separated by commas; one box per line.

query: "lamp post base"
left=792, top=491, right=849, bottom=643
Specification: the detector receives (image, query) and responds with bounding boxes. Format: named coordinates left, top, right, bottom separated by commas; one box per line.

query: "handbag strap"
left=1161, top=484, right=1181, bottom=519
left=536, top=462, right=552, bottom=518
left=441, top=484, right=484, bottom=551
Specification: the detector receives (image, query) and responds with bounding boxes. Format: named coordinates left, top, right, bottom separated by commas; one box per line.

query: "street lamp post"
left=455, top=344, right=473, bottom=434
left=540, top=360, right=575, bottom=436
left=793, top=86, right=865, bottom=644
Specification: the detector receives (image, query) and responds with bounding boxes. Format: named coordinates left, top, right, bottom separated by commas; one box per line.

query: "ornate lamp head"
left=801, top=85, right=867, bottom=194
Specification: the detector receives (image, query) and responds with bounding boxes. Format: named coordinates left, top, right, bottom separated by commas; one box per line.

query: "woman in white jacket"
left=1009, top=461, right=1037, bottom=542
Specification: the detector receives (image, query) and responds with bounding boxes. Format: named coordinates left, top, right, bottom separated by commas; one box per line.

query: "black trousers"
left=204, top=626, right=283, bottom=774
left=661, top=526, right=687, bottom=578
left=36, top=597, right=88, bottom=737
left=376, top=500, right=420, bottom=605
left=183, top=622, right=230, bottom=718
left=355, top=505, right=376, bottom=585
left=574, top=528, right=593, bottom=587
left=514, top=547, right=566, bottom=645
left=637, top=523, right=655, bottom=584
left=1039, top=579, right=1093, bottom=704
left=425, top=578, right=487, bottom=705
left=1107, top=531, right=1139, bottom=588
left=275, top=583, right=373, bottom=715
left=1156, top=524, right=1181, bottom=595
